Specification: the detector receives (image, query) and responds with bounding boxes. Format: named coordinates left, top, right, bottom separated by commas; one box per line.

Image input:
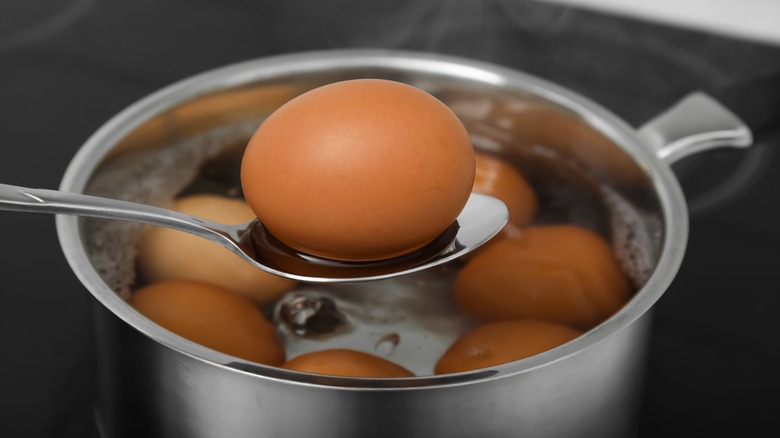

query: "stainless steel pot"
left=56, top=50, right=751, bottom=438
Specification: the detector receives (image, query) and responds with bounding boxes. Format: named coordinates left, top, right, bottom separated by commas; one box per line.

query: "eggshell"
left=129, top=280, right=285, bottom=365
left=454, top=224, right=631, bottom=329
left=435, top=319, right=583, bottom=374
left=473, top=152, right=537, bottom=228
left=281, top=349, right=414, bottom=378
left=241, top=79, right=475, bottom=261
left=137, top=194, right=296, bottom=302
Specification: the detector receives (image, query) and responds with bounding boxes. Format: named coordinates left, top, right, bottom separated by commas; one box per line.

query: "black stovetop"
left=1, top=1, right=778, bottom=437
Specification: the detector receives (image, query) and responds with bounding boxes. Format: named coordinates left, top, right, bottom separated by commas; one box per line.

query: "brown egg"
left=435, top=319, right=583, bottom=374
left=129, top=280, right=285, bottom=365
left=454, top=224, right=631, bottom=329
left=137, top=194, right=297, bottom=303
left=241, top=79, right=475, bottom=261
left=434, top=319, right=582, bottom=374
left=473, top=152, right=538, bottom=228
left=281, top=349, right=414, bottom=378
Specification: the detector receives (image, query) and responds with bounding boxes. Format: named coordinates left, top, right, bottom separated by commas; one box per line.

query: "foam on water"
left=601, top=184, right=661, bottom=289
left=82, top=121, right=259, bottom=299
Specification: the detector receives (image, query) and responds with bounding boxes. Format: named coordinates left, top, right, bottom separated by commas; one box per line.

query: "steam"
left=270, top=0, right=576, bottom=65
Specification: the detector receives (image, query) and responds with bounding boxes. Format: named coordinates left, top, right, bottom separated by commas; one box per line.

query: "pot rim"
left=56, top=48, right=688, bottom=390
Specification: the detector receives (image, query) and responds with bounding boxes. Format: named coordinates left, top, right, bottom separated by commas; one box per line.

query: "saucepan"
left=56, top=49, right=751, bottom=438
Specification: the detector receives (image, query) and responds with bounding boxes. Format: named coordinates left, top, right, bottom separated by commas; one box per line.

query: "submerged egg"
left=435, top=319, right=583, bottom=374
left=137, top=194, right=296, bottom=302
left=241, top=79, right=475, bottom=261
left=454, top=224, right=631, bottom=329
left=473, top=152, right=538, bottom=228
left=281, top=349, right=414, bottom=378
left=129, top=280, right=285, bottom=365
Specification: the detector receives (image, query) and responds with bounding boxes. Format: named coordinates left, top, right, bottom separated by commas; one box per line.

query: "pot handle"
left=637, top=92, right=753, bottom=165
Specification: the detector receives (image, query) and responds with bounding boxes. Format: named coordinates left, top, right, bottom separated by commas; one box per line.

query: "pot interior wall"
left=72, top=55, right=666, bottom=386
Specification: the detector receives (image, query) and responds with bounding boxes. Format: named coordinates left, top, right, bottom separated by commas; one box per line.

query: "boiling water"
left=270, top=269, right=470, bottom=376
left=83, top=117, right=662, bottom=376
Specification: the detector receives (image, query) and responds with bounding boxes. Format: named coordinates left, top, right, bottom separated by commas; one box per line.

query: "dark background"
left=1, top=1, right=779, bottom=437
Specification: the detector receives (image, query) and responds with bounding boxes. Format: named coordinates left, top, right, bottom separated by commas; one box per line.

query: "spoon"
left=0, top=183, right=508, bottom=283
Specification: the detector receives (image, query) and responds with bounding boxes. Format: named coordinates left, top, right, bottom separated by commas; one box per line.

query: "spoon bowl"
left=0, top=182, right=508, bottom=283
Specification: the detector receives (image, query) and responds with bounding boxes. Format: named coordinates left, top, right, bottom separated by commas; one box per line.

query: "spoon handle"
left=0, top=183, right=243, bottom=245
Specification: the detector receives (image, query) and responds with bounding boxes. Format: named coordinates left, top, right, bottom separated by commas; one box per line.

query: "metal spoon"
left=0, top=183, right=508, bottom=283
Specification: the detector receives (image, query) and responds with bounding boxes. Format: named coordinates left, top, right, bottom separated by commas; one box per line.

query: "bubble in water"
left=374, top=333, right=401, bottom=357
left=276, top=294, right=348, bottom=337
